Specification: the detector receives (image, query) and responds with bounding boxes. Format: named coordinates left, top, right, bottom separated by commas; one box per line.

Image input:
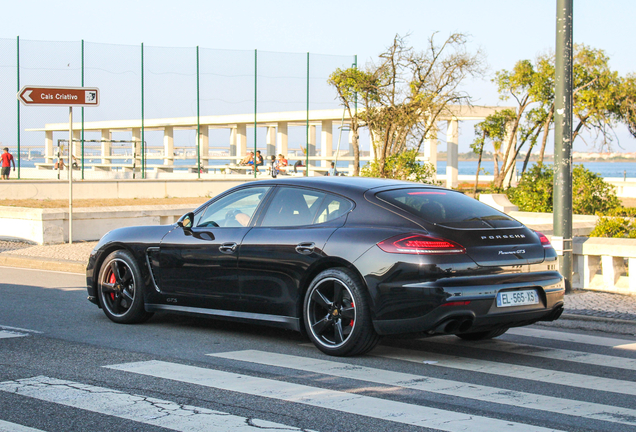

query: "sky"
left=2, top=0, right=635, bottom=153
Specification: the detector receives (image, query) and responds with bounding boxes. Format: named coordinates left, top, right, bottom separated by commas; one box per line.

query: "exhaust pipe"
left=457, top=318, right=473, bottom=333
left=434, top=319, right=459, bottom=334
left=547, top=305, right=564, bottom=321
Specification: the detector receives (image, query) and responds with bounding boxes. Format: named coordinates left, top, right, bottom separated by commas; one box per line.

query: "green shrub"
left=361, top=149, right=438, bottom=184
left=572, top=166, right=621, bottom=215
left=506, top=165, right=554, bottom=212
left=506, top=164, right=620, bottom=215
left=589, top=216, right=636, bottom=238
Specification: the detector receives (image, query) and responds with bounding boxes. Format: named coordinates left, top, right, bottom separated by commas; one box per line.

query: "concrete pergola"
left=30, top=105, right=512, bottom=186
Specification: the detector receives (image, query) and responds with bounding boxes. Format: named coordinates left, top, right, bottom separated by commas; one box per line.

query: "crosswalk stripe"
left=211, top=350, right=636, bottom=427
left=0, top=420, right=45, bottom=432
left=0, top=330, right=27, bottom=339
left=106, top=359, right=566, bottom=432
left=506, top=327, right=636, bottom=350
left=373, top=345, right=636, bottom=396
left=429, top=336, right=636, bottom=370
left=0, top=376, right=310, bottom=432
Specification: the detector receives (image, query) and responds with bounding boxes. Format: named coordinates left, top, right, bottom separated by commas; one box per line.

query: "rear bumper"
left=371, top=273, right=565, bottom=336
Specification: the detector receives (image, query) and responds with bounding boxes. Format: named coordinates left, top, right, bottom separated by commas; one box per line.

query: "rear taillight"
left=377, top=234, right=465, bottom=255
left=536, top=231, right=552, bottom=249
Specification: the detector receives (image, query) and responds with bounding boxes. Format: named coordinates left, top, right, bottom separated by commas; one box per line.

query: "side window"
left=315, top=195, right=352, bottom=224
left=260, top=187, right=351, bottom=227
left=195, top=187, right=270, bottom=228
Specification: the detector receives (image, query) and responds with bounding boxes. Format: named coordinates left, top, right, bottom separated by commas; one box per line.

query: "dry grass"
left=0, top=197, right=208, bottom=209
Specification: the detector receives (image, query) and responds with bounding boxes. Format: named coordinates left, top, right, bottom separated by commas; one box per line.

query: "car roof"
left=254, top=176, right=446, bottom=195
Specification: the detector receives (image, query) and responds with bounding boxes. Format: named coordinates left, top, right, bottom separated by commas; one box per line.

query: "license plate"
left=496, top=289, right=539, bottom=307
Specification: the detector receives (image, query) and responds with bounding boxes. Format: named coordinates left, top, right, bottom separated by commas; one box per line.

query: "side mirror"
left=177, top=212, right=194, bottom=230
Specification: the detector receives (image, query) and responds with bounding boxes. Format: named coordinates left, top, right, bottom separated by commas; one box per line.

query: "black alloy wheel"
left=304, top=268, right=379, bottom=356
left=97, top=250, right=153, bottom=324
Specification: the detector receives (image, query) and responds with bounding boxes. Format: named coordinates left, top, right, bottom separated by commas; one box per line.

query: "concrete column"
left=424, top=122, right=439, bottom=181
left=163, top=126, right=174, bottom=166
left=277, top=122, right=288, bottom=156
left=582, top=255, right=601, bottom=288
left=601, top=255, right=625, bottom=287
left=308, top=125, right=316, bottom=166
left=132, top=128, right=142, bottom=167
left=45, top=131, right=54, bottom=163
left=197, top=126, right=209, bottom=166
left=237, top=124, right=247, bottom=160
left=266, top=126, right=276, bottom=158
left=446, top=119, right=459, bottom=188
left=101, top=129, right=112, bottom=165
left=229, top=127, right=237, bottom=162
left=72, top=130, right=81, bottom=159
left=321, top=120, right=333, bottom=168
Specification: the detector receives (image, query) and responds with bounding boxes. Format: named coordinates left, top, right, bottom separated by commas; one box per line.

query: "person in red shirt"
left=1, top=148, right=15, bottom=180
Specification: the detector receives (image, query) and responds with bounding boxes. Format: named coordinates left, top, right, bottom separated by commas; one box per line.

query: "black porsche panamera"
left=86, top=177, right=565, bottom=356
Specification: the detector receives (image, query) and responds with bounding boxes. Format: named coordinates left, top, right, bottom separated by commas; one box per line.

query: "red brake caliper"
left=109, top=273, right=116, bottom=300
left=350, top=302, right=355, bottom=326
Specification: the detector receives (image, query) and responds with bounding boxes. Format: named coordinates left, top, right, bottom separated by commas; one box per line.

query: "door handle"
left=219, top=242, right=238, bottom=254
left=295, top=242, right=315, bottom=255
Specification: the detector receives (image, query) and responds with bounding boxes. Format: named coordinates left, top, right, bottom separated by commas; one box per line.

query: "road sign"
left=17, top=86, right=99, bottom=107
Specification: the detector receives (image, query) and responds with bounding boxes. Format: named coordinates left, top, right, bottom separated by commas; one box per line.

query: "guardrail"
left=572, top=237, right=636, bottom=294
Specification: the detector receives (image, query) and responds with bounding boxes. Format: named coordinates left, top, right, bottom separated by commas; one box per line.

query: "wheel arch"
left=91, top=243, right=151, bottom=307
left=295, top=257, right=368, bottom=333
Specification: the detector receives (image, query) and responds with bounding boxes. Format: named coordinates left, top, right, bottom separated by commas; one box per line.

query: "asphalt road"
left=1, top=267, right=636, bottom=432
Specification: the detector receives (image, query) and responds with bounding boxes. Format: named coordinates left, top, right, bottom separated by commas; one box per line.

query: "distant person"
left=327, top=162, right=338, bottom=176
left=277, top=154, right=288, bottom=174
left=269, top=155, right=278, bottom=178
left=239, top=151, right=254, bottom=166
left=254, top=150, right=264, bottom=172
left=54, top=158, right=65, bottom=170
left=293, top=159, right=304, bottom=173
left=1, top=147, right=15, bottom=180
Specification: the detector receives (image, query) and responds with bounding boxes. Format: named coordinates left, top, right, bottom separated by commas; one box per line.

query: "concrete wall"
left=0, top=179, right=252, bottom=200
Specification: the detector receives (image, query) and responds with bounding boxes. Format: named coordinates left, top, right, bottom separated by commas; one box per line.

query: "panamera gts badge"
left=498, top=249, right=526, bottom=255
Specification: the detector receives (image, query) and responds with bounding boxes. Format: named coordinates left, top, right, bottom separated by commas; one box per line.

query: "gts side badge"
left=498, top=250, right=525, bottom=255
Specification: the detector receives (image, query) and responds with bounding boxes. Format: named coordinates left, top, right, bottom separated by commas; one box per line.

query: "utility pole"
left=554, top=0, right=573, bottom=293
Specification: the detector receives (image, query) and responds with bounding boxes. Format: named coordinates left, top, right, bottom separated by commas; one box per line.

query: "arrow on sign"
left=22, top=90, right=33, bottom=102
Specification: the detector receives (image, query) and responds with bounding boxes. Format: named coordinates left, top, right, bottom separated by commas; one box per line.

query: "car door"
left=158, top=186, right=271, bottom=311
left=238, top=186, right=352, bottom=317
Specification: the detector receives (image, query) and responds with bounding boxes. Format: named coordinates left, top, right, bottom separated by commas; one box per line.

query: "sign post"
left=18, top=86, right=100, bottom=244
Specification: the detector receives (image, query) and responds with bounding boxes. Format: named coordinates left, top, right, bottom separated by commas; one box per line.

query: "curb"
left=0, top=254, right=86, bottom=274
left=560, top=313, right=636, bottom=326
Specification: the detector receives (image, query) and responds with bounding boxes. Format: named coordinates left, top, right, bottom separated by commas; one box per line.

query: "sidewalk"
left=1, top=239, right=635, bottom=325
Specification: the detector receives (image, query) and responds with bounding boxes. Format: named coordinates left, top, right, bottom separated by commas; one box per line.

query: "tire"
left=456, top=327, right=509, bottom=341
left=303, top=268, right=380, bottom=357
left=97, top=250, right=153, bottom=324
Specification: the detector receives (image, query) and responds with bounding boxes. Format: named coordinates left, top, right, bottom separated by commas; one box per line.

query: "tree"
left=327, top=68, right=379, bottom=176
left=488, top=45, right=631, bottom=188
left=329, top=33, right=484, bottom=178
left=470, top=109, right=515, bottom=196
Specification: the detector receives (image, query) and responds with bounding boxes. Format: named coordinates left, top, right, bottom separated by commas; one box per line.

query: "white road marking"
left=430, top=337, right=636, bottom=370
left=0, top=376, right=311, bottom=432
left=0, top=420, right=45, bottom=432
left=106, top=359, right=566, bottom=432
left=211, top=350, right=636, bottom=427
left=0, top=330, right=28, bottom=339
left=506, top=327, right=636, bottom=349
left=0, top=325, right=42, bottom=334
left=373, top=346, right=636, bottom=396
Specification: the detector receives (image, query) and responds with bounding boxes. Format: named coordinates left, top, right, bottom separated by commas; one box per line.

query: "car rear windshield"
left=376, top=189, right=522, bottom=229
